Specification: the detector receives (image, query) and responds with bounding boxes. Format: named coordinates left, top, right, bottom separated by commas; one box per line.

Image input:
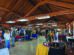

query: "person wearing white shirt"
left=4, top=30, right=11, bottom=48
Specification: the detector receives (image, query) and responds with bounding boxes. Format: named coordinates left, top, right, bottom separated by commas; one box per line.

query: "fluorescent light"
left=28, top=24, right=33, bottom=27
left=37, top=15, right=50, bottom=19
left=17, top=19, right=28, bottom=22
left=36, top=23, right=43, bottom=25
left=6, top=21, right=15, bottom=23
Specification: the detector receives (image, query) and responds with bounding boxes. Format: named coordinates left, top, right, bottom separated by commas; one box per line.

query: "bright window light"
left=17, top=19, right=28, bottom=22
left=37, top=15, right=50, bottom=19
left=6, top=21, right=15, bottom=23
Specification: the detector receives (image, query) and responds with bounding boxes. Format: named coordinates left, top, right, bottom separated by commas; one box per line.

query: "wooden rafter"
left=25, top=9, right=74, bottom=21
left=0, top=7, right=9, bottom=12
left=5, top=0, right=22, bottom=17
left=11, top=0, right=22, bottom=11
left=57, top=0, right=74, bottom=3
left=5, top=0, right=33, bottom=19
left=25, top=0, right=74, bottom=17
left=5, top=0, right=13, bottom=8
left=25, top=1, right=47, bottom=17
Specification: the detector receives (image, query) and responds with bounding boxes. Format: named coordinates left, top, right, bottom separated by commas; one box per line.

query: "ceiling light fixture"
left=17, top=19, right=28, bottom=22
left=36, top=23, right=43, bottom=25
left=6, top=21, right=15, bottom=23
left=37, top=15, right=50, bottom=19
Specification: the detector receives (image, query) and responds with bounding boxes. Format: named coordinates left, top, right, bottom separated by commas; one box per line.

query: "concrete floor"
left=10, top=40, right=37, bottom=55
left=9, top=36, right=74, bottom=55
left=10, top=36, right=45, bottom=55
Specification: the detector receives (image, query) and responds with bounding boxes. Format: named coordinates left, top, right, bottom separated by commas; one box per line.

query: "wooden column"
left=73, top=21, right=74, bottom=38
left=69, top=24, right=71, bottom=34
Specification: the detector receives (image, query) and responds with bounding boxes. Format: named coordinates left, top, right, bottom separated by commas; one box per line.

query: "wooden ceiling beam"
left=25, top=9, right=74, bottom=21
left=25, top=0, right=74, bottom=17
left=5, top=12, right=21, bottom=18
left=25, top=1, right=47, bottom=17
left=0, top=7, right=21, bottom=20
left=5, top=0, right=13, bottom=8
left=0, top=7, right=9, bottom=12
left=5, top=0, right=22, bottom=18
left=0, top=6, right=21, bottom=18
left=58, top=0, right=74, bottom=3
left=47, top=1, right=74, bottom=9
left=11, top=0, right=22, bottom=11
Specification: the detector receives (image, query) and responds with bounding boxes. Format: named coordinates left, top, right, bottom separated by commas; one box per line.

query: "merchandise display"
left=0, top=0, right=74, bottom=55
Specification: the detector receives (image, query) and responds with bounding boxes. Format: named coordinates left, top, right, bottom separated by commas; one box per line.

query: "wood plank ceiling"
left=0, top=0, right=73, bottom=25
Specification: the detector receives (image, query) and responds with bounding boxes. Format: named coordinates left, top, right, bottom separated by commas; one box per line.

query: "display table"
left=66, top=36, right=74, bottom=48
left=36, top=42, right=66, bottom=55
left=66, top=36, right=74, bottom=42
left=48, top=47, right=65, bottom=55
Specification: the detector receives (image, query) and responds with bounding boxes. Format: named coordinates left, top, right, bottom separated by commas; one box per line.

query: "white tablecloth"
left=0, top=48, right=9, bottom=55
left=66, top=36, right=74, bottom=41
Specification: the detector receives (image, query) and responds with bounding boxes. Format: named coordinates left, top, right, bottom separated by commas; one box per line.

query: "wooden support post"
left=73, top=21, right=74, bottom=38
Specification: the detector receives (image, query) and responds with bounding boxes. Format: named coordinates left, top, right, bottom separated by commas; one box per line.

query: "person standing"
left=0, top=31, right=4, bottom=48
left=4, top=30, right=11, bottom=48
left=19, top=28, right=25, bottom=36
left=10, top=27, right=16, bottom=47
left=54, top=31, right=59, bottom=42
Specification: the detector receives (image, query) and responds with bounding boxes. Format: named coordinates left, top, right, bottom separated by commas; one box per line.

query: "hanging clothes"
left=36, top=44, right=49, bottom=55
